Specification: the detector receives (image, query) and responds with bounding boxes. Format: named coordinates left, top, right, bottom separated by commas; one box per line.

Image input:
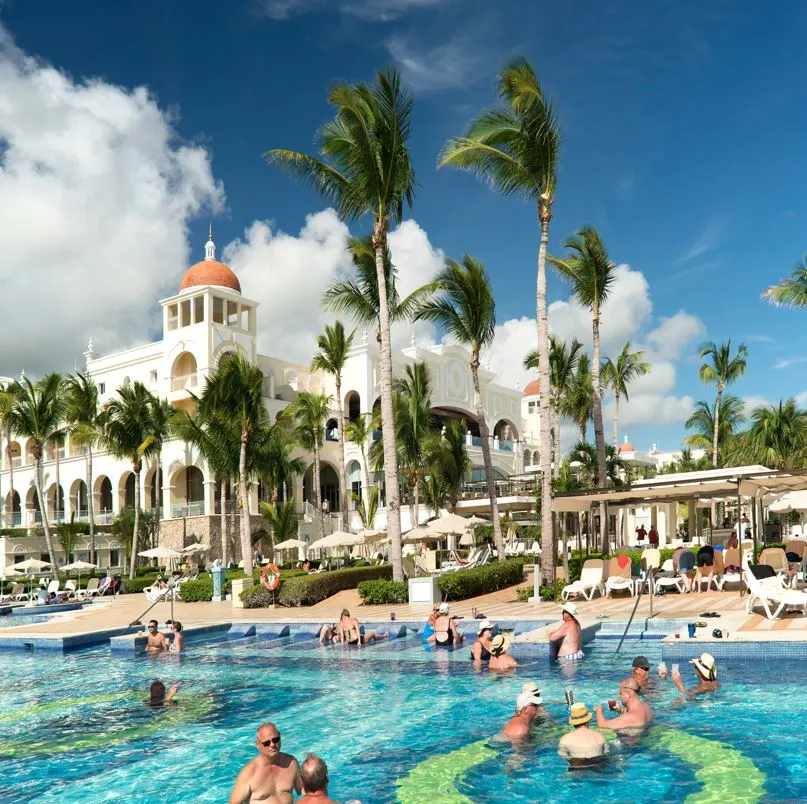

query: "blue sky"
left=3, top=0, right=807, bottom=452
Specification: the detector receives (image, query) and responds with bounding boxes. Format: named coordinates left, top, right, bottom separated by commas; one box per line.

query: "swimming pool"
left=0, top=627, right=797, bottom=802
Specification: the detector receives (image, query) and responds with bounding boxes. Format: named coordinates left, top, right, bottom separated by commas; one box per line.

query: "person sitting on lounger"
left=144, top=619, right=169, bottom=653
left=338, top=609, right=387, bottom=647
left=499, top=688, right=544, bottom=742
left=558, top=703, right=607, bottom=767
left=672, top=652, right=719, bottom=695
left=427, top=602, right=462, bottom=648
left=169, top=621, right=185, bottom=653
left=488, top=634, right=518, bottom=671
left=146, top=680, right=178, bottom=706
left=469, top=619, right=494, bottom=662
left=548, top=603, right=584, bottom=662
left=594, top=679, right=653, bottom=734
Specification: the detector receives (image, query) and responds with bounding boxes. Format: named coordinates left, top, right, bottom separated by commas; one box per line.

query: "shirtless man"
left=338, top=609, right=387, bottom=647
left=229, top=722, right=300, bottom=804
left=558, top=703, right=607, bottom=767
left=144, top=619, right=169, bottom=653
left=672, top=652, right=719, bottom=696
left=298, top=753, right=341, bottom=804
left=499, top=688, right=544, bottom=742
left=621, top=655, right=650, bottom=692
left=548, top=603, right=583, bottom=662
left=594, top=679, right=653, bottom=733
left=318, top=623, right=340, bottom=644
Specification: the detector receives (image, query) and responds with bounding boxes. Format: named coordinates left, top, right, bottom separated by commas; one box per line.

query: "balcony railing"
left=499, top=440, right=514, bottom=452
left=471, top=436, right=482, bottom=447
left=172, top=501, right=205, bottom=518
left=1, top=512, right=22, bottom=527
left=171, top=373, right=198, bottom=392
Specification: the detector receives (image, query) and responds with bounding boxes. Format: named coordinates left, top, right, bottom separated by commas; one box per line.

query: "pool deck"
left=3, top=582, right=807, bottom=654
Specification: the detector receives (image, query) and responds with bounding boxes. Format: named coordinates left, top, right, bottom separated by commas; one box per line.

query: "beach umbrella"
left=459, top=531, right=476, bottom=547
left=355, top=529, right=385, bottom=543
left=274, top=538, right=308, bottom=551
left=402, top=526, right=443, bottom=544
left=465, top=515, right=487, bottom=525
left=769, top=491, right=807, bottom=514
left=138, top=547, right=182, bottom=559
left=14, top=558, right=52, bottom=598
left=181, top=542, right=207, bottom=554
left=428, top=511, right=474, bottom=535
left=61, top=560, right=98, bottom=595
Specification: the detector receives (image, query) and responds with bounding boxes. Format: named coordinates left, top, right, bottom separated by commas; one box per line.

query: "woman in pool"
left=421, top=605, right=439, bottom=641
left=469, top=619, right=494, bottom=662
left=338, top=609, right=388, bottom=646
left=427, top=603, right=462, bottom=648
left=672, top=652, right=719, bottom=695
left=488, top=634, right=518, bottom=671
left=169, top=621, right=185, bottom=653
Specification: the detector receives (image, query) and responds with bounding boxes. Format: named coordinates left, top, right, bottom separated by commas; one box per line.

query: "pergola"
left=553, top=465, right=807, bottom=564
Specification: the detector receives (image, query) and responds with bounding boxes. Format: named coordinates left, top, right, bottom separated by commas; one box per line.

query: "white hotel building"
left=0, top=234, right=540, bottom=570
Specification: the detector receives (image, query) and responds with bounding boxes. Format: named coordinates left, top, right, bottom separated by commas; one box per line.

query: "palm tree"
left=525, top=336, right=582, bottom=478
left=569, top=441, right=627, bottom=489
left=356, top=486, right=379, bottom=530
left=420, top=473, right=448, bottom=519
left=203, top=353, right=266, bottom=572
left=100, top=380, right=160, bottom=578
left=311, top=322, right=355, bottom=530
left=291, top=392, right=332, bottom=541
left=762, top=256, right=807, bottom=308
left=423, top=419, right=471, bottom=513
left=345, top=413, right=374, bottom=503
left=601, top=342, right=650, bottom=447
left=563, top=353, right=595, bottom=442
left=415, top=255, right=505, bottom=560
left=268, top=68, right=416, bottom=584
left=698, top=340, right=749, bottom=468
left=260, top=500, right=298, bottom=559
left=256, top=421, right=305, bottom=506
left=147, top=395, right=174, bottom=547
left=553, top=459, right=583, bottom=577
left=439, top=56, right=560, bottom=583
left=391, top=362, right=437, bottom=530
left=684, top=396, right=745, bottom=457
left=4, top=374, right=65, bottom=579
left=0, top=381, right=19, bottom=528
left=64, top=372, right=102, bottom=564
left=738, top=399, right=807, bottom=470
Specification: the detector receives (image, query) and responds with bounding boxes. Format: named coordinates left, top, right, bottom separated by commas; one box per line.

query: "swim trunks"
left=558, top=650, right=585, bottom=662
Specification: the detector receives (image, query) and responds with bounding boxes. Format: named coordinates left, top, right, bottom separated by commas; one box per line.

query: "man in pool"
left=621, top=655, right=651, bottom=692
left=297, top=753, right=340, bottom=803
left=338, top=609, right=388, bottom=646
left=146, top=680, right=178, bottom=706
left=144, top=619, right=169, bottom=653
left=548, top=602, right=583, bottom=662
left=594, top=679, right=653, bottom=733
left=499, top=687, right=546, bottom=742
left=229, top=722, right=300, bottom=804
left=558, top=703, right=607, bottom=767
left=672, top=652, right=719, bottom=695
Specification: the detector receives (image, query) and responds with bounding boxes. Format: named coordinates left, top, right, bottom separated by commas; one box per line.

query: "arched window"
left=523, top=449, right=531, bottom=467
left=171, top=352, right=198, bottom=392
left=325, top=418, right=339, bottom=442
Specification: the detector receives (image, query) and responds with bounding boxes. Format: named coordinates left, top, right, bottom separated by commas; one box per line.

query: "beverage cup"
left=608, top=699, right=617, bottom=711
left=687, top=623, right=696, bottom=638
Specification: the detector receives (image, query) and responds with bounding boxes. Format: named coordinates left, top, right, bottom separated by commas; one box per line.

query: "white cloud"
left=645, top=311, right=705, bottom=360
left=678, top=217, right=727, bottom=264
left=743, top=395, right=770, bottom=417
left=258, top=0, right=456, bottom=21
left=386, top=34, right=488, bottom=92
left=0, top=27, right=222, bottom=375
left=604, top=394, right=695, bottom=429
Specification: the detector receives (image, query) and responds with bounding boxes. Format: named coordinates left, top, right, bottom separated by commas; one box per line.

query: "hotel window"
left=240, top=306, right=250, bottom=330
left=528, top=401, right=536, bottom=413
left=193, top=295, right=204, bottom=323
left=213, top=297, right=224, bottom=324
left=150, top=370, right=158, bottom=385
left=180, top=299, right=191, bottom=328
left=167, top=304, right=179, bottom=331
left=109, top=549, right=120, bottom=567
left=227, top=300, right=238, bottom=327
left=98, top=383, right=106, bottom=394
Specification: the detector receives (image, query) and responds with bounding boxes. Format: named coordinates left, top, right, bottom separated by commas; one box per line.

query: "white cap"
left=439, top=602, right=450, bottom=614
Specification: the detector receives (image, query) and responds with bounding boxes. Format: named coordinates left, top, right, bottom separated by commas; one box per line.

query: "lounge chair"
left=94, top=576, right=113, bottom=597
left=47, top=580, right=68, bottom=600
left=61, top=579, right=77, bottom=600
left=718, top=549, right=742, bottom=591
left=760, top=548, right=798, bottom=588
left=561, top=559, right=604, bottom=601
left=743, top=559, right=807, bottom=619
left=0, top=582, right=28, bottom=603
left=654, top=559, right=690, bottom=595
left=76, top=577, right=99, bottom=599
left=402, top=556, right=424, bottom=579
left=604, top=556, right=634, bottom=597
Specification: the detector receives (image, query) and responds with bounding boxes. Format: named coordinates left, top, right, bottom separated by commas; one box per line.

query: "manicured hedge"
left=179, top=577, right=214, bottom=602
left=437, top=558, right=525, bottom=601
left=278, top=565, right=392, bottom=607
left=122, top=577, right=158, bottom=594
left=240, top=586, right=278, bottom=608
left=357, top=579, right=408, bottom=605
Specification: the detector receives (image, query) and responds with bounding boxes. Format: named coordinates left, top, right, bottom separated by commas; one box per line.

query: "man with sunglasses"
left=144, top=619, right=169, bottom=653
left=229, top=722, right=300, bottom=804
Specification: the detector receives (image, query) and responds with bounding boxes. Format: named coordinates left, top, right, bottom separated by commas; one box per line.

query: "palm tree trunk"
left=712, top=389, right=722, bottom=467
left=562, top=513, right=569, bottom=578
left=313, top=443, right=324, bottom=541
left=335, top=375, right=349, bottom=532
left=239, top=433, right=252, bottom=571
left=413, top=478, right=420, bottom=528
left=551, top=407, right=561, bottom=480
left=579, top=421, right=586, bottom=442
left=220, top=477, right=228, bottom=566
left=471, top=356, right=504, bottom=561
left=7, top=427, right=14, bottom=527
left=591, top=309, right=608, bottom=554
left=87, top=447, right=95, bottom=564
left=408, top=484, right=416, bottom=532
left=360, top=443, right=371, bottom=510
left=34, top=454, right=58, bottom=580
left=373, top=226, right=403, bottom=582
left=54, top=443, right=60, bottom=523
left=537, top=212, right=555, bottom=584
left=154, top=454, right=162, bottom=549
left=613, top=392, right=620, bottom=447
left=128, top=465, right=141, bottom=579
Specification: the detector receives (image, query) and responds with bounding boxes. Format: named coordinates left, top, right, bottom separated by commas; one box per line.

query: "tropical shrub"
left=121, top=577, right=157, bottom=594
left=178, top=577, right=214, bottom=602
left=277, top=565, right=392, bottom=607
left=240, top=586, right=277, bottom=608
left=357, top=579, right=408, bottom=604
left=437, top=558, right=525, bottom=601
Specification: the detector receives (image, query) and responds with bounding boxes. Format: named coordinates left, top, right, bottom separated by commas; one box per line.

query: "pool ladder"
left=614, top=568, right=654, bottom=654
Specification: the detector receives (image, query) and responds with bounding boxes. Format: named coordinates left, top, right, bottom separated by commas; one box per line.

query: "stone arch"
left=213, top=343, right=245, bottom=367
left=493, top=418, right=519, bottom=442
left=523, top=449, right=531, bottom=467
left=346, top=460, right=362, bottom=506
left=95, top=475, right=113, bottom=514
left=307, top=374, right=324, bottom=394
left=325, top=417, right=339, bottom=442
left=24, top=438, right=37, bottom=465
left=5, top=439, right=20, bottom=470
left=5, top=489, right=21, bottom=526
left=431, top=405, right=480, bottom=438
left=25, top=486, right=38, bottom=522
left=171, top=351, right=198, bottom=392
left=119, top=472, right=136, bottom=510
left=171, top=464, right=205, bottom=516
left=283, top=368, right=300, bottom=392
left=145, top=466, right=163, bottom=512
left=303, top=461, right=340, bottom=513
left=69, top=479, right=88, bottom=516
left=344, top=391, right=361, bottom=423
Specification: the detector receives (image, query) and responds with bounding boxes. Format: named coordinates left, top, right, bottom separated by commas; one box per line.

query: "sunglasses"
left=259, top=736, right=281, bottom=747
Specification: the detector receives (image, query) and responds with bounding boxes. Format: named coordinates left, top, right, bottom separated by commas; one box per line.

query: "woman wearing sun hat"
left=672, top=652, right=719, bottom=695
left=469, top=619, right=495, bottom=662
left=488, top=633, right=518, bottom=671
left=558, top=703, right=607, bottom=766
left=548, top=602, right=583, bottom=662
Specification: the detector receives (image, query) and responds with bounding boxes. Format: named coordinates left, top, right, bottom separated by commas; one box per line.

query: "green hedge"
left=240, top=586, right=278, bottom=608
left=278, top=565, right=392, bottom=607
left=437, top=558, right=525, bottom=601
left=0, top=527, right=29, bottom=538
left=178, top=577, right=214, bottom=602
left=122, top=577, right=157, bottom=594
left=357, top=579, right=408, bottom=604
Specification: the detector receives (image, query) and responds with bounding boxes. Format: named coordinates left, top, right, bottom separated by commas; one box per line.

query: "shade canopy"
left=428, top=511, right=475, bottom=535
left=309, top=530, right=361, bottom=550
left=356, top=529, right=386, bottom=543
left=15, top=558, right=52, bottom=571
left=61, top=560, right=98, bottom=571
left=181, top=542, right=207, bottom=554
left=1, top=566, right=21, bottom=579
left=274, top=539, right=308, bottom=551
left=459, top=531, right=476, bottom=546
left=402, top=526, right=443, bottom=544
left=768, top=490, right=807, bottom=513
left=138, top=546, right=182, bottom=559
left=465, top=515, right=487, bottom=525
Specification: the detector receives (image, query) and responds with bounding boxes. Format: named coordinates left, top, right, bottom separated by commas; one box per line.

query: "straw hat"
left=489, top=633, right=511, bottom=656
left=569, top=702, right=592, bottom=726
left=561, top=602, right=579, bottom=619
left=690, top=652, right=717, bottom=680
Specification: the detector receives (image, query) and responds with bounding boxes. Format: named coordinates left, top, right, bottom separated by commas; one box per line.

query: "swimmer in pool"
left=338, top=609, right=388, bottom=647
left=547, top=603, right=583, bottom=662
left=144, top=619, right=169, bottom=653
left=428, top=602, right=463, bottom=648
left=672, top=652, right=719, bottom=696
left=499, top=688, right=545, bottom=742
left=229, top=722, right=300, bottom=804
left=318, top=623, right=341, bottom=644
left=146, top=680, right=178, bottom=707
left=169, top=621, right=185, bottom=653
left=594, top=679, right=653, bottom=734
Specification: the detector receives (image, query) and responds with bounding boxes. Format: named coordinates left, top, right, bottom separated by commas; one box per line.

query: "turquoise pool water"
left=0, top=630, right=796, bottom=802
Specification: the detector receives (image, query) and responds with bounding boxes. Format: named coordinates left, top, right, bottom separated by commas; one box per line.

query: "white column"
left=162, top=481, right=174, bottom=521
left=203, top=480, right=216, bottom=517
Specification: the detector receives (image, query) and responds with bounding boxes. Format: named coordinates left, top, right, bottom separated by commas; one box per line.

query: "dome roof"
left=618, top=440, right=635, bottom=454
left=180, top=259, right=241, bottom=294
left=523, top=379, right=540, bottom=396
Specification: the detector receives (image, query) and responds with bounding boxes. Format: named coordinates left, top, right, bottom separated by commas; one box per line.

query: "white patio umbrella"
left=459, top=531, right=476, bottom=547
left=769, top=491, right=807, bottom=514
left=402, top=525, right=443, bottom=544
left=308, top=530, right=358, bottom=551
left=14, top=558, right=52, bottom=599
left=138, top=547, right=182, bottom=559
left=428, top=511, right=474, bottom=535
left=181, top=542, right=207, bottom=554
left=274, top=539, right=308, bottom=551
left=61, top=560, right=98, bottom=594
left=355, top=529, right=385, bottom=543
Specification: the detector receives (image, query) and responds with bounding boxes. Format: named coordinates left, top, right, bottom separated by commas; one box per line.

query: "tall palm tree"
left=148, top=395, right=174, bottom=547
left=345, top=412, right=374, bottom=503
left=64, top=372, right=102, bottom=563
left=5, top=374, right=64, bottom=579
left=311, top=322, right=355, bottom=530
left=423, top=419, right=471, bottom=513
left=762, top=256, right=807, bottom=308
left=291, top=392, right=332, bottom=541
left=202, top=353, right=266, bottom=571
left=439, top=56, right=560, bottom=583
left=569, top=441, right=627, bottom=489
left=601, top=342, right=650, bottom=447
left=727, top=399, right=807, bottom=470
left=260, top=500, right=298, bottom=560
left=563, top=353, right=595, bottom=442
left=100, top=380, right=159, bottom=578
left=684, top=396, right=745, bottom=456
left=525, top=336, right=582, bottom=478
left=268, top=68, right=416, bottom=583
left=698, top=340, right=749, bottom=468
left=420, top=473, right=448, bottom=519
left=0, top=381, right=18, bottom=528
left=391, top=362, right=437, bottom=530
left=415, top=255, right=505, bottom=560
left=256, top=421, right=305, bottom=506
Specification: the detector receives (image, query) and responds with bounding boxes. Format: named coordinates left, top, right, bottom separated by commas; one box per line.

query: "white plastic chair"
left=76, top=578, right=99, bottom=599
left=654, top=559, right=689, bottom=595
left=744, top=559, right=807, bottom=619
left=561, top=559, right=604, bottom=601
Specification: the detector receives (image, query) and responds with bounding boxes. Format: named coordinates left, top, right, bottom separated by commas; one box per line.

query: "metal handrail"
left=615, top=568, right=654, bottom=654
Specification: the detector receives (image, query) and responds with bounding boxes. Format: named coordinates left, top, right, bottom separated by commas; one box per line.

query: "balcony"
left=1, top=512, right=22, bottom=527
left=171, top=501, right=205, bottom=518
left=499, top=440, right=514, bottom=452
left=171, top=373, right=198, bottom=393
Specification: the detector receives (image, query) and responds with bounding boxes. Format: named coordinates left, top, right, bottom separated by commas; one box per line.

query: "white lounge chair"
left=604, top=556, right=634, bottom=597
left=561, top=559, right=604, bottom=601
left=0, top=582, right=28, bottom=603
left=717, top=549, right=742, bottom=591
left=759, top=548, right=798, bottom=588
left=76, top=578, right=99, bottom=599
left=744, top=559, right=807, bottom=619
left=654, top=559, right=690, bottom=595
